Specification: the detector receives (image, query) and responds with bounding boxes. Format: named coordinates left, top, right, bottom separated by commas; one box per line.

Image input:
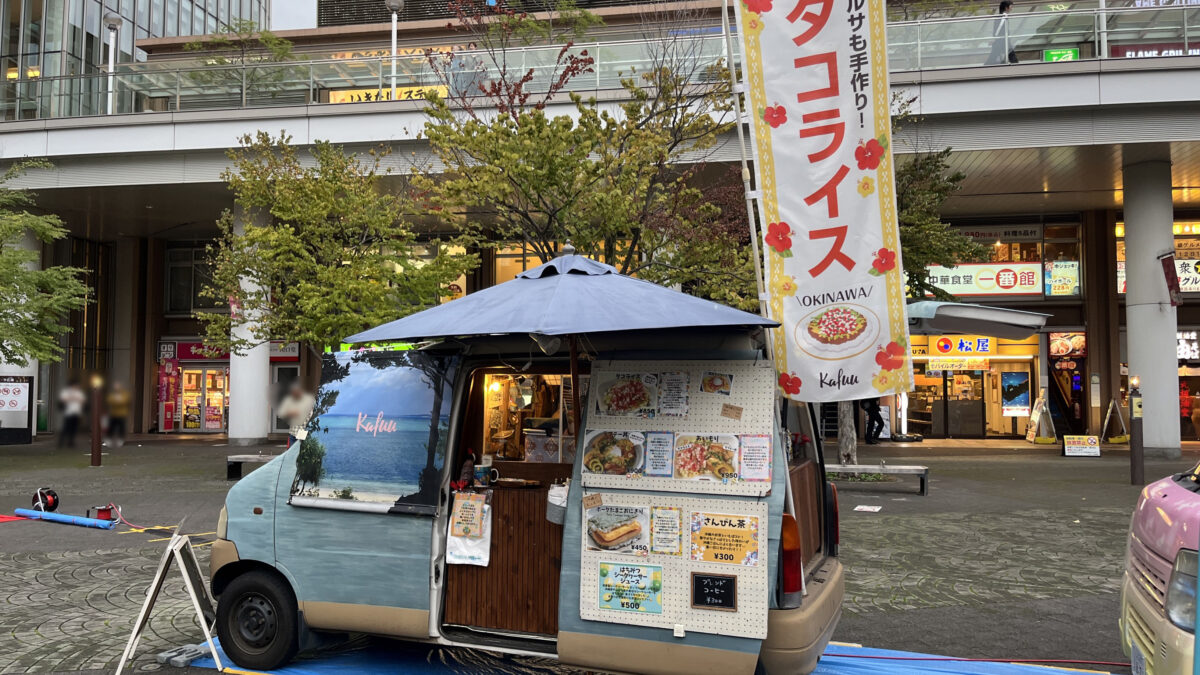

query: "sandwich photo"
left=586, top=506, right=648, bottom=552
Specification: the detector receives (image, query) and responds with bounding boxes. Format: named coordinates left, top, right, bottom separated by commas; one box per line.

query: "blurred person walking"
left=105, top=381, right=130, bottom=448
left=57, top=380, right=85, bottom=448
left=278, top=383, right=316, bottom=446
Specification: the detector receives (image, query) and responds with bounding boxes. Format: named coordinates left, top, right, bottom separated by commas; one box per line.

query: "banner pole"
left=720, top=0, right=772, bottom=351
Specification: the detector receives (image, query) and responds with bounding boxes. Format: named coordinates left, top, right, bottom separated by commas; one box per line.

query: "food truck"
left=208, top=255, right=843, bottom=674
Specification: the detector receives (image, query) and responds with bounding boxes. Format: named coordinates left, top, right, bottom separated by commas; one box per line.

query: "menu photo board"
left=578, top=492, right=768, bottom=639
left=581, top=361, right=775, bottom=497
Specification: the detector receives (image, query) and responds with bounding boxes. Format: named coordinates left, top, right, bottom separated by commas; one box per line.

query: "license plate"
left=1131, top=641, right=1148, bottom=675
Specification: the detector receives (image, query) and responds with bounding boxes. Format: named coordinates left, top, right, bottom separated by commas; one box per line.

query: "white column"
left=0, top=229, right=41, bottom=437
left=1123, top=143, right=1180, bottom=458
left=227, top=207, right=271, bottom=446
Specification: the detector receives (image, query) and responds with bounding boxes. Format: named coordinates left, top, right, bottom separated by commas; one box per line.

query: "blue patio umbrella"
left=344, top=252, right=778, bottom=343
left=344, top=250, right=777, bottom=430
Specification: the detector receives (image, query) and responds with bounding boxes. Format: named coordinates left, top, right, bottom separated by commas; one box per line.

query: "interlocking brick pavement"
left=0, top=544, right=211, bottom=673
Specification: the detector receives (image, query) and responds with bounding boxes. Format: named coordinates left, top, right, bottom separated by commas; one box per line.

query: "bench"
left=825, top=463, right=930, bottom=496
left=226, top=454, right=276, bottom=480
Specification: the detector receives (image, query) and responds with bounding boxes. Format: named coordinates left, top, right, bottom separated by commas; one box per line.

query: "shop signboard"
left=1026, top=391, right=1048, bottom=442
left=328, top=85, right=449, bottom=103
left=931, top=335, right=996, bottom=356
left=1049, top=333, right=1086, bottom=357
left=158, top=341, right=177, bottom=361
left=1110, top=42, right=1200, bottom=58
left=1063, top=435, right=1101, bottom=457
left=176, top=342, right=229, bottom=361
left=1042, top=48, right=1079, bottom=62
left=1000, top=372, right=1031, bottom=416
left=736, top=0, right=911, bottom=402
left=268, top=341, right=300, bottom=362
left=1179, top=332, right=1200, bottom=360
left=926, top=357, right=989, bottom=371
left=926, top=263, right=1043, bottom=296
left=1117, top=260, right=1200, bottom=294
left=953, top=225, right=1041, bottom=243
left=1045, top=261, right=1080, bottom=296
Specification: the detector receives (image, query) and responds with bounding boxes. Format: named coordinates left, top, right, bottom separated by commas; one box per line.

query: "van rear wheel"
left=216, top=570, right=299, bottom=670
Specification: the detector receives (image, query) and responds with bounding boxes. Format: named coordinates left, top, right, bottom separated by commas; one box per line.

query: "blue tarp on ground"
left=193, top=639, right=1110, bottom=674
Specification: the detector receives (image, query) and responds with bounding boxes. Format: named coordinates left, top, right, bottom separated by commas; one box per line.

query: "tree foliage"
left=183, top=20, right=298, bottom=98
left=892, top=96, right=990, bottom=300
left=0, top=160, right=89, bottom=366
left=198, top=132, right=476, bottom=355
left=418, top=0, right=755, bottom=308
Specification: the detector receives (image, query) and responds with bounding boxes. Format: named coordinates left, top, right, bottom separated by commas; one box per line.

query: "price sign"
left=691, top=572, right=737, bottom=612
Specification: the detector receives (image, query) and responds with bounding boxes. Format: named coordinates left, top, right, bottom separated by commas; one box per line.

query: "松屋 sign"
left=736, top=0, right=911, bottom=401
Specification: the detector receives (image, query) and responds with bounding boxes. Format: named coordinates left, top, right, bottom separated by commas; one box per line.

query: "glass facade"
left=0, top=0, right=268, bottom=118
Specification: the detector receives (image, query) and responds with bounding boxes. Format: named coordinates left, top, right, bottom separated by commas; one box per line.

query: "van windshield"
left=290, top=349, right=458, bottom=510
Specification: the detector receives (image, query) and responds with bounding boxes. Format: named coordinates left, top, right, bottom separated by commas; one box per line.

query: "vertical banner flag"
left=734, top=0, right=912, bottom=401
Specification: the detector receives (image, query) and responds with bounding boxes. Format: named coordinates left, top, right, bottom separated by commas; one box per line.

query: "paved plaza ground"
left=0, top=434, right=1189, bottom=673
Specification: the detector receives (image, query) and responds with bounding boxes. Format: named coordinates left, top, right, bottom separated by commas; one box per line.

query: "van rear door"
left=272, top=349, right=457, bottom=638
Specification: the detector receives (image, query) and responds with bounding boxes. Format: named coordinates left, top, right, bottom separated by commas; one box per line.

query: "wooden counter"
left=443, top=462, right=571, bottom=635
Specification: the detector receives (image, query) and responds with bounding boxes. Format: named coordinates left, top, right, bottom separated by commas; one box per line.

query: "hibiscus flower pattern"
left=778, top=372, right=802, bottom=396
left=772, top=275, right=797, bottom=297
left=873, top=369, right=898, bottom=393
left=765, top=221, right=793, bottom=257
left=743, top=0, right=772, bottom=14
left=874, top=339, right=906, bottom=371
left=857, top=176, right=874, bottom=197
left=763, top=105, right=787, bottom=129
left=868, top=247, right=896, bottom=276
left=855, top=138, right=884, bottom=171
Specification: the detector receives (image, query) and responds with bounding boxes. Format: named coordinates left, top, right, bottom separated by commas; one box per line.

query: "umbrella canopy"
left=344, top=253, right=778, bottom=343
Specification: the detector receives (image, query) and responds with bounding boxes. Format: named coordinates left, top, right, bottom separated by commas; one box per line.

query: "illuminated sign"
left=926, top=263, right=1043, bottom=296
left=328, top=85, right=448, bottom=104
left=1042, top=48, right=1079, bottom=62
left=926, top=357, right=989, bottom=370
left=1118, top=260, right=1200, bottom=294
left=1180, top=331, right=1200, bottom=360
left=932, top=335, right=995, bottom=357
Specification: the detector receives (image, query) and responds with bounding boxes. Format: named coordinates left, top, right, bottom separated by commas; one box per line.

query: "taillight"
left=828, top=481, right=840, bottom=552
left=781, top=513, right=803, bottom=607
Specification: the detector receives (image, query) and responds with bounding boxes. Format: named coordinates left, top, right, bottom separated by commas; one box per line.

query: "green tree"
left=183, top=20, right=298, bottom=103
left=0, top=161, right=89, bottom=366
left=892, top=95, right=990, bottom=300
left=419, top=1, right=746, bottom=305
left=197, top=131, right=476, bottom=356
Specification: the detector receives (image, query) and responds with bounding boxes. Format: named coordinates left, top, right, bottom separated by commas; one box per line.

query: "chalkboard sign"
left=691, top=572, right=737, bottom=612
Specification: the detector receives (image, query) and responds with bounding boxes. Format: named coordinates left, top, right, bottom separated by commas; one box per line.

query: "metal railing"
left=2, top=5, right=1199, bottom=122
left=888, top=4, right=1200, bottom=71
left=0, top=36, right=729, bottom=121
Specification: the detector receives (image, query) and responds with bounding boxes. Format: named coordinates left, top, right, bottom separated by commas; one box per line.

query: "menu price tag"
left=691, top=513, right=759, bottom=566
left=691, top=572, right=737, bottom=612
left=582, top=493, right=604, bottom=510
left=720, top=403, right=743, bottom=420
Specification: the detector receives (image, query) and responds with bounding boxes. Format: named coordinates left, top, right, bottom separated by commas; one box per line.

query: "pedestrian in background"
left=57, top=380, right=85, bottom=448
left=105, top=381, right=130, bottom=448
left=986, top=0, right=1018, bottom=65
left=278, top=383, right=316, bottom=446
left=861, top=397, right=885, bottom=445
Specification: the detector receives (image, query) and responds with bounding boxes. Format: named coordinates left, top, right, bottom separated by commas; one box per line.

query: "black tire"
left=215, top=570, right=299, bottom=670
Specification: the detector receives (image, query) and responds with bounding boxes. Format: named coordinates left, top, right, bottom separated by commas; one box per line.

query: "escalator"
left=1048, top=364, right=1085, bottom=435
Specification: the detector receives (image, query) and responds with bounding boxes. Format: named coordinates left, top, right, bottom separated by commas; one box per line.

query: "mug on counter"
left=473, top=465, right=501, bottom=486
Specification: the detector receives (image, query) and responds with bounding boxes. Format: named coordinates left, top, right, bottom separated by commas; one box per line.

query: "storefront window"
left=924, top=222, right=1081, bottom=298
left=1117, top=222, right=1200, bottom=294
left=164, top=247, right=219, bottom=315
left=908, top=335, right=1038, bottom=438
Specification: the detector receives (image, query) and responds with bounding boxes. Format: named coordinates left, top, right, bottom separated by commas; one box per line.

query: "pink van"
left=1121, top=467, right=1200, bottom=675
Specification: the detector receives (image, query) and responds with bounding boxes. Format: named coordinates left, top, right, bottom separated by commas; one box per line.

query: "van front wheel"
left=216, top=570, right=299, bottom=670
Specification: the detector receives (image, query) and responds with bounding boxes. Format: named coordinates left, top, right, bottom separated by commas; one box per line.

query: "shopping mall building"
left=0, top=0, right=1198, bottom=455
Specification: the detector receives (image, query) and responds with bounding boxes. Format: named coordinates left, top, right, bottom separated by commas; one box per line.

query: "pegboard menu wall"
left=581, top=360, right=776, bottom=497
left=578, top=492, right=768, bottom=639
